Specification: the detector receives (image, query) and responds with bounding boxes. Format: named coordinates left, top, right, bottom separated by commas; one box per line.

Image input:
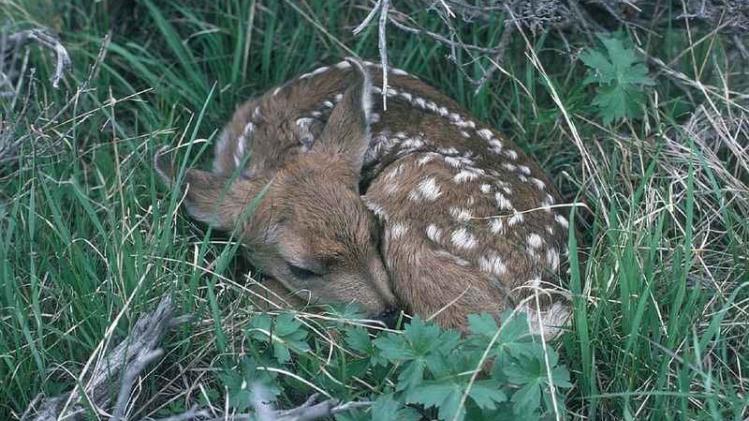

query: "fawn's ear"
left=314, top=57, right=372, bottom=175
left=155, top=148, right=267, bottom=231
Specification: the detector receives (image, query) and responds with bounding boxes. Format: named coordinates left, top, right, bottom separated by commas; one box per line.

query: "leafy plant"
left=580, top=33, right=655, bottom=124
left=226, top=312, right=571, bottom=420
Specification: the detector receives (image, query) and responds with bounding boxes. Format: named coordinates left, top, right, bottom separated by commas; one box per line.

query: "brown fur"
left=158, top=58, right=571, bottom=337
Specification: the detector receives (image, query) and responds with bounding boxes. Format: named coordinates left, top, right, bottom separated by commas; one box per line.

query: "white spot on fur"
left=409, top=177, right=442, bottom=202
left=437, top=106, right=449, bottom=117
left=541, top=194, right=556, bottom=212
left=454, top=170, right=478, bottom=183
left=477, top=128, right=493, bottom=140
left=449, top=207, right=473, bottom=222
left=546, top=225, right=555, bottom=235
left=323, top=100, right=334, bottom=108
left=488, top=218, right=504, bottom=234
left=444, top=156, right=462, bottom=168
left=418, top=154, right=435, bottom=166
left=414, top=97, right=426, bottom=108
left=272, top=87, right=281, bottom=96
left=555, top=214, right=569, bottom=229
left=527, top=233, right=543, bottom=249
left=399, top=92, right=412, bottom=102
left=395, top=131, right=407, bottom=139
left=479, top=254, right=507, bottom=276
left=508, top=211, right=524, bottom=226
left=518, top=165, right=531, bottom=175
left=390, top=223, right=408, bottom=240
left=530, top=177, right=546, bottom=190
left=334, top=93, right=344, bottom=102
left=401, top=138, right=424, bottom=150
left=504, top=149, right=518, bottom=160
left=546, top=248, right=560, bottom=271
left=502, top=163, right=516, bottom=172
left=364, top=200, right=388, bottom=221
left=311, top=111, right=322, bottom=117
left=451, top=228, right=477, bottom=249
left=480, top=183, right=492, bottom=194
left=370, top=112, right=381, bottom=123
left=439, top=147, right=459, bottom=155
left=488, top=139, right=503, bottom=154
left=502, top=186, right=513, bottom=195
left=335, top=61, right=351, bottom=69
left=448, top=112, right=461, bottom=123
left=391, top=68, right=409, bottom=76
left=252, top=106, right=263, bottom=120
left=461, top=130, right=471, bottom=138
left=494, top=192, right=512, bottom=210
left=426, top=224, right=443, bottom=243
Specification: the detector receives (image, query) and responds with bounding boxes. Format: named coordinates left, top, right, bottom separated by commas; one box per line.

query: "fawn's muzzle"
left=375, top=307, right=401, bottom=329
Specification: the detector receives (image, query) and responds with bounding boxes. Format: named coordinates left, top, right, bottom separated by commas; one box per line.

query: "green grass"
left=1, top=1, right=748, bottom=419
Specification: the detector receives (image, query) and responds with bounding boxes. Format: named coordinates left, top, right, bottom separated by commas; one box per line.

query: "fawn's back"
left=162, top=59, right=571, bottom=337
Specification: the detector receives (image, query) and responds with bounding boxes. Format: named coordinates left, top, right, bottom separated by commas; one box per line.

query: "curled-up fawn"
left=156, top=58, right=571, bottom=338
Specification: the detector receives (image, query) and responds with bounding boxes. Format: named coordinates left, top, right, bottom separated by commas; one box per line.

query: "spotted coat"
left=214, top=60, right=570, bottom=337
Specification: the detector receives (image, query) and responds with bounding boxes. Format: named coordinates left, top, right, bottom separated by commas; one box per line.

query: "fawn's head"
left=156, top=59, right=396, bottom=318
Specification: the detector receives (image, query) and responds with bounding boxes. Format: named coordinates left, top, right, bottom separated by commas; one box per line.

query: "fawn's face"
left=156, top=59, right=397, bottom=317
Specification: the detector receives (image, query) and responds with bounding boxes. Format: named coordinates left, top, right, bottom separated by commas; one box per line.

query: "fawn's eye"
left=287, top=263, right=318, bottom=280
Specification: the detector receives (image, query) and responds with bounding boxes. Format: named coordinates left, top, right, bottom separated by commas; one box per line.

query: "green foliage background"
left=1, top=0, right=747, bottom=419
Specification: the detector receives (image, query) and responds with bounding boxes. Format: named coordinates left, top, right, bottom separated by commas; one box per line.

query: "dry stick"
left=22, top=296, right=184, bottom=421
left=353, top=0, right=390, bottom=109
left=1, top=29, right=71, bottom=88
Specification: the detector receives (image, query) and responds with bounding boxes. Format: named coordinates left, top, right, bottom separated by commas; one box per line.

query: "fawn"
left=156, top=58, right=571, bottom=338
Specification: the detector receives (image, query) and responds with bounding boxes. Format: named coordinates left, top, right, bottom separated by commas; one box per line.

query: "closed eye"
left=287, top=263, right=318, bottom=280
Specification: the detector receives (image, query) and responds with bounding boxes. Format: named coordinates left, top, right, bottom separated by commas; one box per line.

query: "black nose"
left=375, top=307, right=401, bottom=329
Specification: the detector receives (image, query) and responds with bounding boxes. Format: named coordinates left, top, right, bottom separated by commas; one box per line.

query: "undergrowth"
left=1, top=1, right=747, bottom=420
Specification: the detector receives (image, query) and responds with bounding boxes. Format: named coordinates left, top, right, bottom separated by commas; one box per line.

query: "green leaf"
left=468, top=313, right=499, bottom=337
left=221, top=357, right=279, bottom=411
left=247, top=313, right=310, bottom=364
left=397, top=360, right=426, bottom=391
left=511, top=381, right=542, bottom=416
left=371, top=394, right=421, bottom=420
left=406, top=381, right=465, bottom=421
left=580, top=33, right=654, bottom=124
left=468, top=381, right=508, bottom=411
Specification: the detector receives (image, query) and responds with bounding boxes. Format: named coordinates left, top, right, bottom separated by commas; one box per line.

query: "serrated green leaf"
left=581, top=33, right=654, bottom=123
left=222, top=357, right=280, bottom=411
left=468, top=313, right=499, bottom=338
left=371, top=393, right=421, bottom=420
left=468, top=380, right=508, bottom=410
left=345, top=328, right=372, bottom=354
left=511, top=380, right=542, bottom=416
left=397, top=360, right=426, bottom=391
left=374, top=332, right=414, bottom=360
left=406, top=381, right=465, bottom=421
left=247, top=313, right=310, bottom=364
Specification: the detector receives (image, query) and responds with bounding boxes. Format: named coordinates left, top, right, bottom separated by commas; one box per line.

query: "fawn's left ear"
left=154, top=147, right=269, bottom=231
left=313, top=57, right=372, bottom=176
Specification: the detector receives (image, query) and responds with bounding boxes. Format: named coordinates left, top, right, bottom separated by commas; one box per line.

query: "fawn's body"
left=159, top=59, right=570, bottom=337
